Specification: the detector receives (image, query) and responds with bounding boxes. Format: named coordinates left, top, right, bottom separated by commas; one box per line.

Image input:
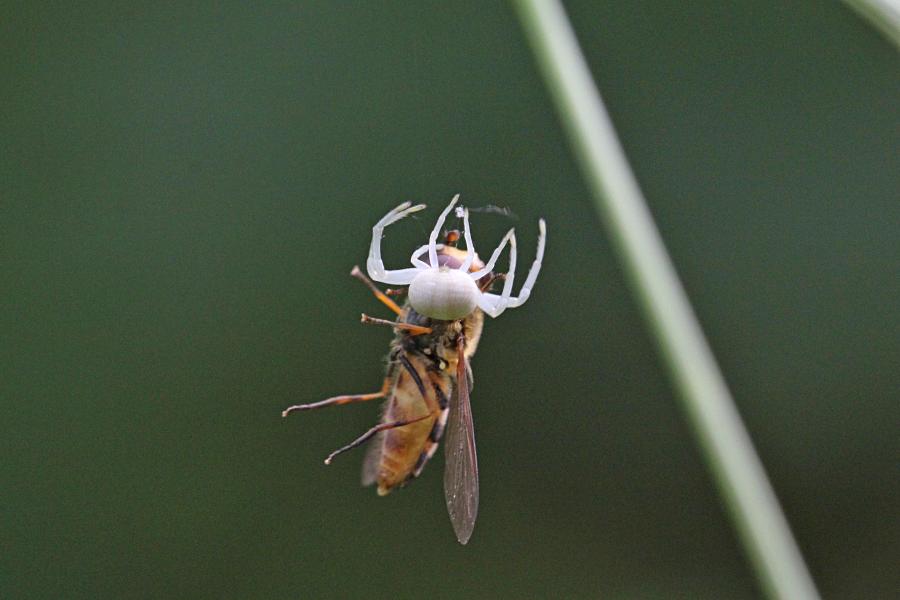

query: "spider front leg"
left=459, top=207, right=476, bottom=271
left=367, top=201, right=427, bottom=285
left=427, top=195, right=460, bottom=267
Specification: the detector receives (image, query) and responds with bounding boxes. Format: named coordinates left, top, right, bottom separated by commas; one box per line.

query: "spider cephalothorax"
left=366, top=195, right=546, bottom=321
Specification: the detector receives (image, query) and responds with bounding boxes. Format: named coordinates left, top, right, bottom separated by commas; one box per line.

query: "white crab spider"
left=366, top=194, right=547, bottom=321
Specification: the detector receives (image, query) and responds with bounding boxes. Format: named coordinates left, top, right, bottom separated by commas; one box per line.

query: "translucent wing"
left=362, top=370, right=397, bottom=487
left=443, top=342, right=479, bottom=544
left=360, top=430, right=384, bottom=487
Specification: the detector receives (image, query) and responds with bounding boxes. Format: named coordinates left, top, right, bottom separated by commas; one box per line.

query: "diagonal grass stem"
left=512, top=2, right=821, bottom=599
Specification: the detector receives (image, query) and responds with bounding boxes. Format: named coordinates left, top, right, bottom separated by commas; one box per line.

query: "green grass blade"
left=843, top=0, right=900, bottom=49
left=512, top=2, right=821, bottom=599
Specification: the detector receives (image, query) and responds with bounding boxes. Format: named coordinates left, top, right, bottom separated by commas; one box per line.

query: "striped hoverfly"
left=283, top=195, right=546, bottom=544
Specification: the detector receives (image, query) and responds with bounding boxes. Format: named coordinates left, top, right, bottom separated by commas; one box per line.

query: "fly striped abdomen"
left=372, top=351, right=442, bottom=494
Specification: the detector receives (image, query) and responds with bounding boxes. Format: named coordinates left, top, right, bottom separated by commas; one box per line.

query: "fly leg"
left=324, top=412, right=433, bottom=465
left=282, top=377, right=392, bottom=417
left=360, top=313, right=432, bottom=336
left=350, top=265, right=433, bottom=335
left=351, top=265, right=404, bottom=315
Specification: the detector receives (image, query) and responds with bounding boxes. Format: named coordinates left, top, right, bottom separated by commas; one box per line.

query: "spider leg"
left=367, top=201, right=427, bottom=284
left=504, top=218, right=546, bottom=308
left=409, top=244, right=433, bottom=269
left=478, top=219, right=545, bottom=316
left=460, top=207, right=476, bottom=271
left=427, top=195, right=459, bottom=267
left=371, top=267, right=420, bottom=285
left=469, top=228, right=514, bottom=280
left=477, top=230, right=518, bottom=317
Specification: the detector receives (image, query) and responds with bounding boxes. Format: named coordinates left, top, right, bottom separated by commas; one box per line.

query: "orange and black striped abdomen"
left=410, top=369, right=452, bottom=479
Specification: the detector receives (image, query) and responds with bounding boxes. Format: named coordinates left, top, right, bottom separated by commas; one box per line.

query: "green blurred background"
left=2, top=2, right=897, bottom=598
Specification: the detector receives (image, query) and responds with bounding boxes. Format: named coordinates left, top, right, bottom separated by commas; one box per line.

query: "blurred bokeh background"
left=2, top=2, right=897, bottom=598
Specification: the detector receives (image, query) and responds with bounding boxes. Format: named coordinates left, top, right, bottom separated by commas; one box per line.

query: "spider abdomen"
left=408, top=268, right=479, bottom=321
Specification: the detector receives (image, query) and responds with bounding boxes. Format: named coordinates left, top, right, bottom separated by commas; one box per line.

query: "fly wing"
left=362, top=371, right=396, bottom=487
left=443, top=344, right=479, bottom=544
left=360, top=430, right=384, bottom=487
